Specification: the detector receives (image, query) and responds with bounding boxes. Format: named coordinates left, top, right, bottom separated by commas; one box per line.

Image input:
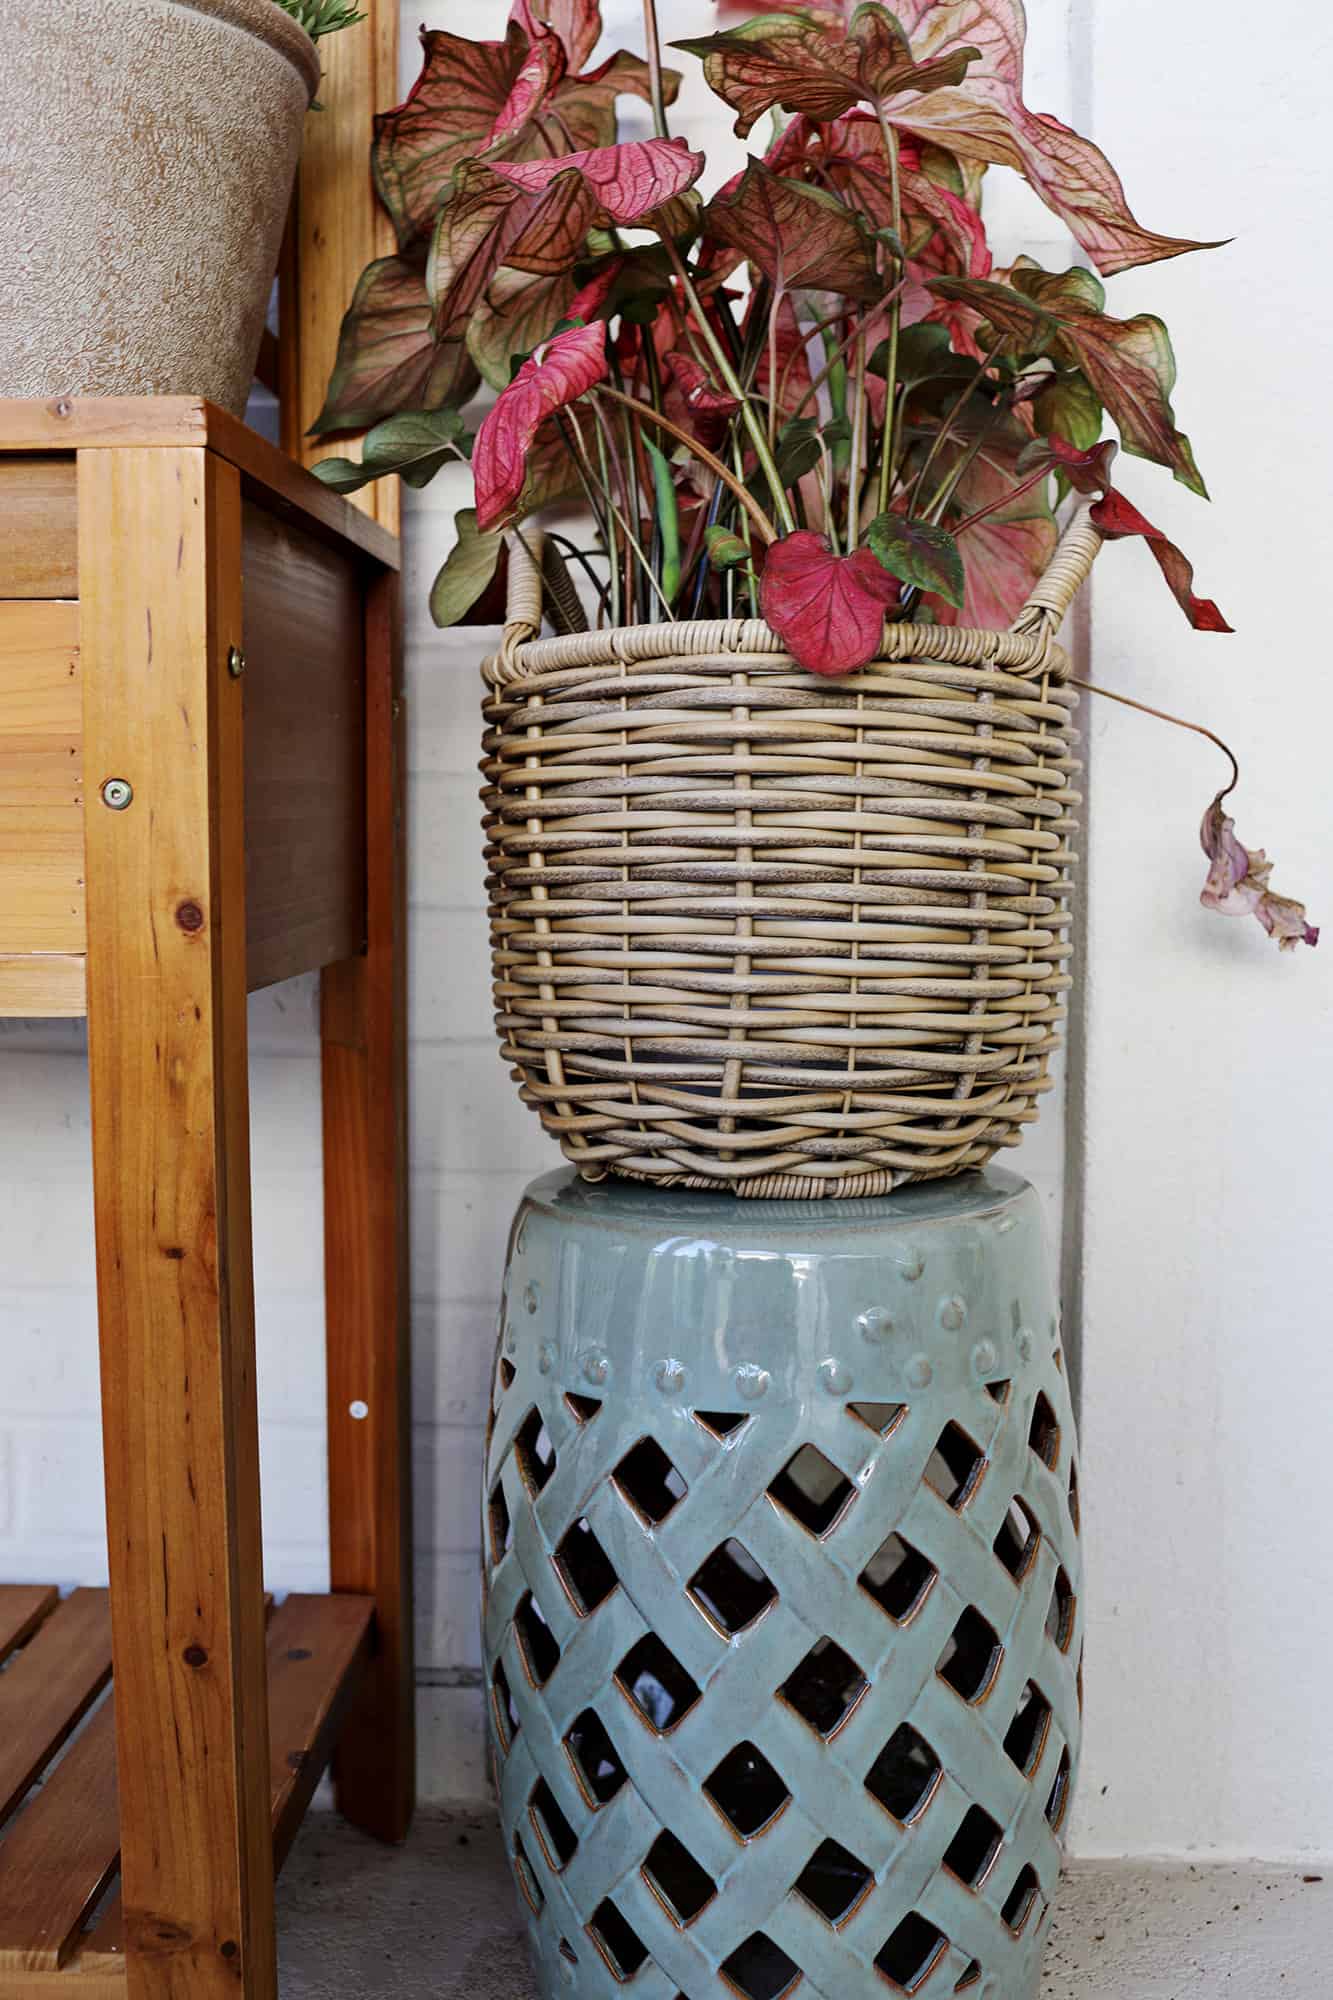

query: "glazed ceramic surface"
left=0, top=0, right=318, bottom=414
left=483, top=1169, right=1083, bottom=2000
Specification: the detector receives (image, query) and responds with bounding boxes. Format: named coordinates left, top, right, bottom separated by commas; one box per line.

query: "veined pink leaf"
left=373, top=26, right=527, bottom=248
left=1200, top=797, right=1318, bottom=951
left=486, top=27, right=567, bottom=147
left=705, top=161, right=880, bottom=299
left=885, top=0, right=1221, bottom=275
left=313, top=253, right=478, bottom=433
left=936, top=415, right=1056, bottom=626
left=1022, top=437, right=1230, bottom=632
left=675, top=6, right=981, bottom=139
left=930, top=267, right=1205, bottom=494
left=473, top=320, right=608, bottom=532
left=465, top=253, right=622, bottom=392
left=761, top=531, right=902, bottom=676
left=487, top=138, right=704, bottom=222
left=667, top=350, right=740, bottom=416
left=509, top=0, right=601, bottom=73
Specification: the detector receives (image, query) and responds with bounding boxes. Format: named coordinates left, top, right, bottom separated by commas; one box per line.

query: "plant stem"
left=595, top=384, right=780, bottom=544
left=641, top=0, right=671, bottom=142
left=1069, top=678, right=1241, bottom=799
left=846, top=325, right=866, bottom=546
left=874, top=100, right=905, bottom=517
left=657, top=232, right=797, bottom=533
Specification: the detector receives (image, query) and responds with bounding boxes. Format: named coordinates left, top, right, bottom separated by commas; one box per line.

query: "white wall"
left=1069, top=0, right=1333, bottom=1859
left=3, top=0, right=1328, bottom=1855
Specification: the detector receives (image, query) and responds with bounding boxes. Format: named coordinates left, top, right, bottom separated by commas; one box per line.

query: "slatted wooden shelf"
left=0, top=1589, right=373, bottom=1997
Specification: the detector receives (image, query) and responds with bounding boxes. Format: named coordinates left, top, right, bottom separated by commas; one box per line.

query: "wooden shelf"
left=0, top=1589, right=373, bottom=1998
left=0, top=394, right=413, bottom=2000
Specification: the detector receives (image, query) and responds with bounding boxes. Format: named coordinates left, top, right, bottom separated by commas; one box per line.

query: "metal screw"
left=227, top=645, right=246, bottom=678
left=101, top=778, right=133, bottom=810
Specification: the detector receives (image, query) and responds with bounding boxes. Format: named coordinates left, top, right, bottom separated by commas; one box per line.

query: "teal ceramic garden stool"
left=482, top=1169, right=1082, bottom=2000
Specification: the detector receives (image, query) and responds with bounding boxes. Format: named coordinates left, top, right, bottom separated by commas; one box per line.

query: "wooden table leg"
left=81, top=445, right=277, bottom=2000
left=320, top=567, right=415, bottom=1843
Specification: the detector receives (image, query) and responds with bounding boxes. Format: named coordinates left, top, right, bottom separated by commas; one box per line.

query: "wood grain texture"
left=264, top=1595, right=373, bottom=1869
left=0, top=1589, right=58, bottom=1667
left=0, top=957, right=86, bottom=1017
left=0, top=602, right=83, bottom=955
left=286, top=0, right=400, bottom=537
left=0, top=1696, right=119, bottom=1973
left=321, top=568, right=415, bottom=1842
left=0, top=402, right=397, bottom=572
left=0, top=1592, right=112, bottom=1831
left=0, top=459, right=77, bottom=596
left=80, top=445, right=276, bottom=2000
left=241, top=501, right=366, bottom=990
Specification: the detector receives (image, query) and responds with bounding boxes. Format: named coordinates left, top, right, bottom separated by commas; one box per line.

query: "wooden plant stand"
left=0, top=397, right=413, bottom=2000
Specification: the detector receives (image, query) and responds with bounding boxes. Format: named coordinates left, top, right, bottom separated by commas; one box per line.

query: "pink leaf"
left=509, top=0, right=602, bottom=74
left=486, top=26, right=567, bottom=147
left=885, top=0, right=1221, bottom=275
left=666, top=350, right=740, bottom=416
left=1024, top=438, right=1231, bottom=633
left=473, top=320, right=608, bottom=532
left=761, top=531, right=902, bottom=677
left=1200, top=796, right=1318, bottom=951
left=487, top=138, right=704, bottom=222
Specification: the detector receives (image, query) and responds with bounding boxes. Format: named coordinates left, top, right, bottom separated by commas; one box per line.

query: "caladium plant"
left=314, top=0, right=1317, bottom=951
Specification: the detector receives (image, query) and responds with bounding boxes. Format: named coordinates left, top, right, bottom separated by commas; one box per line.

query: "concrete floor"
left=277, top=1808, right=1330, bottom=1999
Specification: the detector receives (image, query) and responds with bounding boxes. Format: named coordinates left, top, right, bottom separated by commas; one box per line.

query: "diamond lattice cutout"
left=515, top=1592, right=560, bottom=1688
left=689, top=1540, right=777, bottom=1636
left=720, top=1933, right=801, bottom=2000
left=1001, top=1864, right=1041, bottom=1935
left=994, top=1497, right=1040, bottom=1580
left=565, top=1709, right=626, bottom=1805
left=778, top=1637, right=867, bottom=1737
left=936, top=1607, right=1002, bottom=1703
left=616, top=1633, right=700, bottom=1731
left=864, top=1725, right=941, bottom=1823
left=792, top=1839, right=873, bottom=1926
left=1046, top=1565, right=1075, bottom=1652
left=613, top=1437, right=686, bottom=1524
left=1028, top=1393, right=1060, bottom=1470
left=705, top=1742, right=790, bottom=1838
left=555, top=1517, right=617, bottom=1615
left=643, top=1830, right=716, bottom=1924
left=942, top=1804, right=1002, bottom=1888
left=530, top=1779, right=578, bottom=1871
left=514, top=1407, right=556, bottom=1496
left=768, top=1444, right=855, bottom=1536
left=588, top=1900, right=648, bottom=1979
left=874, top=1913, right=948, bottom=1992
left=1004, top=1682, right=1052, bottom=1776
left=848, top=1402, right=906, bottom=1438
left=859, top=1533, right=936, bottom=1623
left=924, top=1422, right=986, bottom=1509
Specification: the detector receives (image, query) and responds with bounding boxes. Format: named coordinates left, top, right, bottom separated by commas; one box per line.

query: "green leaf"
left=1033, top=370, right=1103, bottom=452
left=865, top=513, right=965, bottom=609
left=705, top=526, right=750, bottom=572
left=644, top=439, right=681, bottom=606
left=362, top=407, right=470, bottom=487
left=311, top=456, right=376, bottom=494
left=430, top=509, right=505, bottom=627
left=775, top=416, right=823, bottom=486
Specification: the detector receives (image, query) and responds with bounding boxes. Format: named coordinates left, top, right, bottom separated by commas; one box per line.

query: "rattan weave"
left=480, top=509, right=1100, bottom=1196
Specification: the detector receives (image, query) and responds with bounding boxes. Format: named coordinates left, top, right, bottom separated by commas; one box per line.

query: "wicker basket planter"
left=482, top=509, right=1101, bottom=1198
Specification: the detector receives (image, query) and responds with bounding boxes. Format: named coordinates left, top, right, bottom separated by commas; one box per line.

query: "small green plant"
left=274, top=0, right=365, bottom=43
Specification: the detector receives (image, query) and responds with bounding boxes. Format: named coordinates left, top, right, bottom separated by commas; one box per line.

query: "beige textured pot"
left=0, top=0, right=319, bottom=416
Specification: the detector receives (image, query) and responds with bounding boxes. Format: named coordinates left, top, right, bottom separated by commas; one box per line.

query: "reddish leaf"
left=761, top=530, right=901, bottom=676
left=473, top=320, right=608, bottom=532
left=705, top=161, right=879, bottom=299
left=487, top=138, right=704, bottom=222
left=931, top=267, right=1205, bottom=494
left=486, top=27, right=567, bottom=148
left=885, top=0, right=1221, bottom=275
left=313, top=253, right=477, bottom=433
left=1022, top=437, right=1230, bottom=632
left=509, top=0, right=601, bottom=73
left=1200, top=796, right=1318, bottom=951
left=666, top=349, right=740, bottom=417
left=467, top=267, right=578, bottom=388
left=675, top=6, right=981, bottom=139
left=428, top=158, right=602, bottom=336
left=373, top=26, right=527, bottom=249
left=1089, top=490, right=1232, bottom=634
left=550, top=49, right=679, bottom=154
left=937, top=416, right=1057, bottom=626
